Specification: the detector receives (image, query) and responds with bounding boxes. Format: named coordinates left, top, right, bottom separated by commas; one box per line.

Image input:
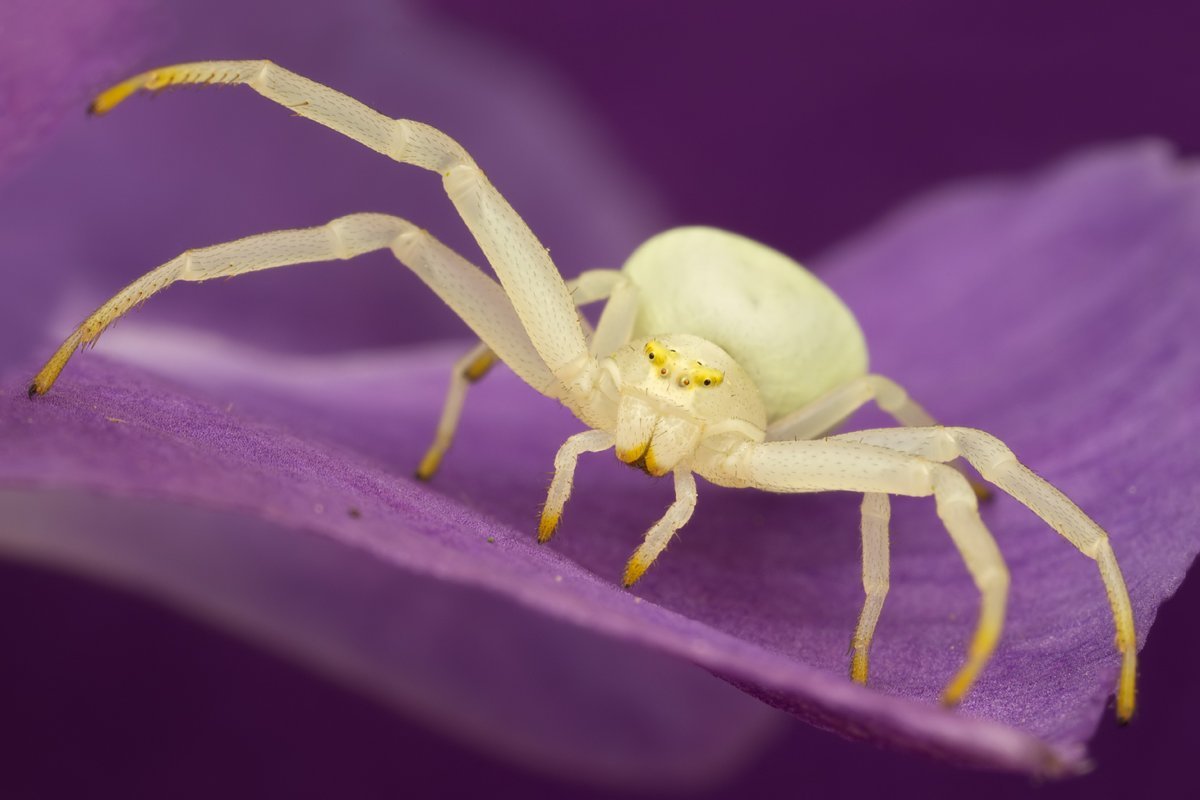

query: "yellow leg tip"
left=464, top=351, right=496, bottom=382
left=942, top=618, right=1001, bottom=707
left=27, top=368, right=65, bottom=397
left=941, top=684, right=965, bottom=707
left=1116, top=695, right=1135, bottom=725
left=537, top=511, right=559, bottom=544
left=1116, top=656, right=1137, bottom=724
left=941, top=662, right=982, bottom=707
left=622, top=554, right=649, bottom=588
left=850, top=651, right=869, bottom=685
left=30, top=331, right=83, bottom=397
left=89, top=66, right=201, bottom=116
left=414, top=450, right=442, bottom=482
left=89, top=77, right=145, bottom=115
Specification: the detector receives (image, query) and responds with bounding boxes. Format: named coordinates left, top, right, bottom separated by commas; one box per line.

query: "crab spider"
left=29, top=60, right=1137, bottom=722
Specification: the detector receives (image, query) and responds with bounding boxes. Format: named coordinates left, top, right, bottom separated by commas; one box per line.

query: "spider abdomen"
left=621, top=227, right=868, bottom=422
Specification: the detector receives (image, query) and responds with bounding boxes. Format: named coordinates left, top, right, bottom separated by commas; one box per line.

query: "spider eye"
left=644, top=340, right=669, bottom=367
left=694, top=366, right=724, bottom=388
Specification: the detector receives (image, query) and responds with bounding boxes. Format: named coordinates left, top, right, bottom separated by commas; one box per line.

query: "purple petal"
left=0, top=0, right=159, bottom=178
left=0, top=486, right=778, bottom=789
left=0, top=346, right=782, bottom=787
left=4, top=0, right=1198, bottom=780
left=3, top=142, right=1196, bottom=776
left=0, top=0, right=782, bottom=786
left=432, top=1, right=1200, bottom=260
left=4, top=0, right=662, bottom=357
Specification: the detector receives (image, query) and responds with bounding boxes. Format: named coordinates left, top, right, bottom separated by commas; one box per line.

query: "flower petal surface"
left=4, top=144, right=1196, bottom=775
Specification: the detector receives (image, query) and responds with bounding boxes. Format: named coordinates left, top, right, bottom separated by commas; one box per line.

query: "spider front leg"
left=830, top=425, right=1137, bottom=722
left=31, top=214, right=559, bottom=399
left=417, top=269, right=636, bottom=481
left=623, top=470, right=698, bottom=587
left=699, top=438, right=1009, bottom=707
left=89, top=60, right=595, bottom=392
left=538, top=430, right=615, bottom=542
left=537, top=432, right=697, bottom=587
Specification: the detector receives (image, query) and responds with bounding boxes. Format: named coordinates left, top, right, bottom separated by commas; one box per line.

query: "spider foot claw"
left=622, top=553, right=650, bottom=587
left=940, top=660, right=983, bottom=708
left=850, top=650, right=869, bottom=685
left=414, top=445, right=446, bottom=481
left=537, top=511, right=559, bottom=543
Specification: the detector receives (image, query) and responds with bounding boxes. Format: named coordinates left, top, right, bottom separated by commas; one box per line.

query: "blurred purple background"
left=3, top=0, right=1200, bottom=796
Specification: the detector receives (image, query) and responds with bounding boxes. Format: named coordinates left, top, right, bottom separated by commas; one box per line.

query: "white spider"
left=30, top=60, right=1137, bottom=720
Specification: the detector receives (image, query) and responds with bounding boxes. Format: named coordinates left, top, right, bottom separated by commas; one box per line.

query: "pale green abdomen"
left=622, top=227, right=868, bottom=422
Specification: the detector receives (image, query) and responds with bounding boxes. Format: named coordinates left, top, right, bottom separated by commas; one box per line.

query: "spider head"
left=627, top=337, right=763, bottom=426
left=643, top=340, right=725, bottom=392
left=607, top=336, right=767, bottom=475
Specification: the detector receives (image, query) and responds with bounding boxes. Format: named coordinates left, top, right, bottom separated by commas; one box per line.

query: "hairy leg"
left=852, top=492, right=891, bottom=685
left=415, top=343, right=496, bottom=481
left=418, top=269, right=633, bottom=481
left=538, top=430, right=615, bottom=543
left=90, top=60, right=595, bottom=390
left=623, top=470, right=698, bottom=587
left=830, top=425, right=1137, bottom=721
left=31, top=214, right=558, bottom=398
left=766, top=375, right=936, bottom=440
left=701, top=438, right=1009, bottom=705
left=768, top=375, right=991, bottom=499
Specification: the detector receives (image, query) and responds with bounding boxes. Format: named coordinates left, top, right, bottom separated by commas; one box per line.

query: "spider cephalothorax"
left=641, top=340, right=726, bottom=390
left=30, top=60, right=1137, bottom=722
left=607, top=336, right=751, bottom=477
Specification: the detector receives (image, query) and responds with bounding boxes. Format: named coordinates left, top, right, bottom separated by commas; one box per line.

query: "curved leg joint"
left=539, top=430, right=614, bottom=543
left=623, top=469, right=698, bottom=587
left=851, top=492, right=891, bottom=684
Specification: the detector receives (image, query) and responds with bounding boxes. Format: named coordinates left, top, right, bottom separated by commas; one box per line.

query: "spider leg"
left=583, top=270, right=638, bottom=359
left=415, top=342, right=496, bottom=481
left=852, top=493, right=891, bottom=685
left=89, top=60, right=595, bottom=392
left=417, top=269, right=634, bottom=481
left=538, top=430, right=614, bottom=543
left=623, top=470, right=698, bottom=587
left=766, top=375, right=936, bottom=440
left=31, top=214, right=557, bottom=398
left=767, top=375, right=992, bottom=500
left=540, top=434, right=698, bottom=587
left=829, top=425, right=1137, bottom=722
left=699, top=438, right=1009, bottom=707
